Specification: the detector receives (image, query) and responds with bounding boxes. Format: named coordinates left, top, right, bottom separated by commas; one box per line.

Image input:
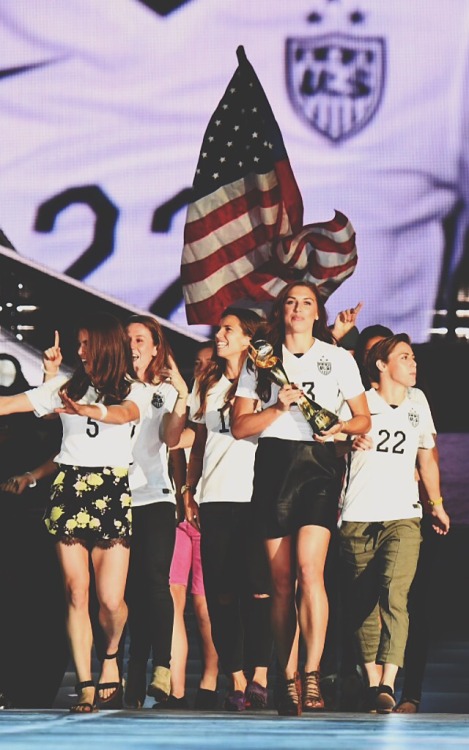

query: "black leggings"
left=200, top=502, right=273, bottom=677
left=126, top=502, right=176, bottom=669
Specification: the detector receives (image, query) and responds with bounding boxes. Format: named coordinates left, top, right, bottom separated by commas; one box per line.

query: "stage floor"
left=1, top=710, right=469, bottom=750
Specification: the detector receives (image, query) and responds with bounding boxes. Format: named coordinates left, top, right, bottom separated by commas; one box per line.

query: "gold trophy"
left=248, top=339, right=339, bottom=435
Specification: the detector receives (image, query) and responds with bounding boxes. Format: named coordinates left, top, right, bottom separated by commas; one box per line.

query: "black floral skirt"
left=44, top=464, right=132, bottom=549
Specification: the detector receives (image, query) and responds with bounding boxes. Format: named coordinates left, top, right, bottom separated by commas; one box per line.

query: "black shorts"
left=252, top=437, right=344, bottom=539
left=43, top=464, right=132, bottom=549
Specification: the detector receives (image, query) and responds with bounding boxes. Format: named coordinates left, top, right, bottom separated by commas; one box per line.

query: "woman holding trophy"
left=231, top=281, right=370, bottom=716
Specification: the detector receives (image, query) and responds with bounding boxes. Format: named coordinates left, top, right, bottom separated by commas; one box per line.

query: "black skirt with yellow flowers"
left=43, top=464, right=132, bottom=549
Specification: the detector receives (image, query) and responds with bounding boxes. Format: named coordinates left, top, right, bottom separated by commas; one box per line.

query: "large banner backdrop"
left=1, top=0, right=468, bottom=341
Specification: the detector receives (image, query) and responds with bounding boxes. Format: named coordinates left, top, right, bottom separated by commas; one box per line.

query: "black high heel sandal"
left=70, top=680, right=97, bottom=714
left=97, top=652, right=123, bottom=710
left=276, top=673, right=302, bottom=717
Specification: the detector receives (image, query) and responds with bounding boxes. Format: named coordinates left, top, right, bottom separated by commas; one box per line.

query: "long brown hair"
left=126, top=314, right=174, bottom=385
left=194, top=307, right=263, bottom=419
left=62, top=312, right=135, bottom=405
left=254, top=281, right=334, bottom=401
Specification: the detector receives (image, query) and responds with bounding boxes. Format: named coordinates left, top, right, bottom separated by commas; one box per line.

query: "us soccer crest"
left=317, top=357, right=332, bottom=376
left=408, top=409, right=419, bottom=428
left=152, top=392, right=164, bottom=409
left=286, top=33, right=386, bottom=143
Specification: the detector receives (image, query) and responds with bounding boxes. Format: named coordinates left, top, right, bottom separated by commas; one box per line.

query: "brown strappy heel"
left=302, top=670, right=325, bottom=711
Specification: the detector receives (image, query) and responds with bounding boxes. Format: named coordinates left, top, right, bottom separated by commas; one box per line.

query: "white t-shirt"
left=129, top=382, right=178, bottom=506
left=340, top=388, right=435, bottom=523
left=190, top=375, right=257, bottom=504
left=408, top=387, right=436, bottom=434
left=26, top=375, right=150, bottom=467
left=236, top=340, right=364, bottom=441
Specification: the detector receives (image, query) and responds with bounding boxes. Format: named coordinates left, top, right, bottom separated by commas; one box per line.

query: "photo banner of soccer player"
left=0, top=0, right=468, bottom=342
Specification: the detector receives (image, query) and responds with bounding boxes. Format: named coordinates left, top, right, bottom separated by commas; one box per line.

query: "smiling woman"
left=123, top=315, right=189, bottom=709
left=183, top=307, right=274, bottom=713
left=0, top=311, right=152, bottom=714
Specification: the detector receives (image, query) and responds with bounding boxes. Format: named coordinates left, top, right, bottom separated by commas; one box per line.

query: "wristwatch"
left=181, top=484, right=196, bottom=494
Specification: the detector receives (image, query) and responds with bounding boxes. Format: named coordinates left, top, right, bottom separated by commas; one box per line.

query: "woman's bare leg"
left=296, top=525, right=331, bottom=672
left=92, top=543, right=130, bottom=699
left=364, top=662, right=383, bottom=687
left=192, top=593, right=218, bottom=691
left=264, top=536, right=297, bottom=679
left=169, top=583, right=189, bottom=698
left=56, top=541, right=93, bottom=706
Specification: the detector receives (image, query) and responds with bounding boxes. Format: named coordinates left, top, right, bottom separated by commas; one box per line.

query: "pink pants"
left=169, top=520, right=205, bottom=596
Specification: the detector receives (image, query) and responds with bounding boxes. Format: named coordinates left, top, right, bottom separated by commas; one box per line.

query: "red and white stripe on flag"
left=182, top=165, right=303, bottom=325
left=181, top=47, right=357, bottom=326
left=271, top=210, right=357, bottom=299
left=182, top=198, right=356, bottom=325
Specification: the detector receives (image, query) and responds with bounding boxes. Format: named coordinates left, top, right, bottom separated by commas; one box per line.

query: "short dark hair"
left=366, top=333, right=411, bottom=384
left=354, top=324, right=394, bottom=369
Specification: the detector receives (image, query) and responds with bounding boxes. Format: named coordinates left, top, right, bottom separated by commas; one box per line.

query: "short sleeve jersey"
left=190, top=375, right=257, bottom=504
left=340, top=389, right=436, bottom=523
left=129, top=382, right=178, bottom=506
left=236, top=340, right=364, bottom=441
left=26, top=375, right=150, bottom=467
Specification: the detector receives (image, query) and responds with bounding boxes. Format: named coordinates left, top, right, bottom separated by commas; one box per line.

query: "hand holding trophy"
left=248, top=339, right=339, bottom=435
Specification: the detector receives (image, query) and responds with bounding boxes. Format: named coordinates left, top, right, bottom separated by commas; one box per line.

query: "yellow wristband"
left=428, top=496, right=443, bottom=507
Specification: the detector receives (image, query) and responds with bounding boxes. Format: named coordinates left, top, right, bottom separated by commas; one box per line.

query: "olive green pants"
left=340, top=517, right=421, bottom=668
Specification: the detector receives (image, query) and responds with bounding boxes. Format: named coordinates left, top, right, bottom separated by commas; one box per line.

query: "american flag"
left=181, top=46, right=357, bottom=325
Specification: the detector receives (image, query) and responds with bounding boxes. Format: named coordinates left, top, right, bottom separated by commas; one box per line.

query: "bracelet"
left=181, top=484, right=196, bottom=494
left=41, top=365, right=59, bottom=375
left=95, top=402, right=108, bottom=421
left=428, top=496, right=443, bottom=507
left=25, top=471, right=37, bottom=488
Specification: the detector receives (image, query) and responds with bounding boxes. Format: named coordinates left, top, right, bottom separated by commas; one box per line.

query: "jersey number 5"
left=86, top=417, right=100, bottom=438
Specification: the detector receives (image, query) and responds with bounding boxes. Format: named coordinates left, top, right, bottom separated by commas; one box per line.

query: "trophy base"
left=307, top=411, right=339, bottom=435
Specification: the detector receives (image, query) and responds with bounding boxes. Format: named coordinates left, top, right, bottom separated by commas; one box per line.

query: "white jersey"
left=1, top=1, right=469, bottom=341
left=26, top=375, right=150, bottom=467
left=409, top=387, right=436, bottom=435
left=190, top=375, right=257, bottom=504
left=129, top=382, right=178, bottom=506
left=340, top=389, right=435, bottom=523
left=339, top=385, right=437, bottom=432
left=236, top=340, right=364, bottom=441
